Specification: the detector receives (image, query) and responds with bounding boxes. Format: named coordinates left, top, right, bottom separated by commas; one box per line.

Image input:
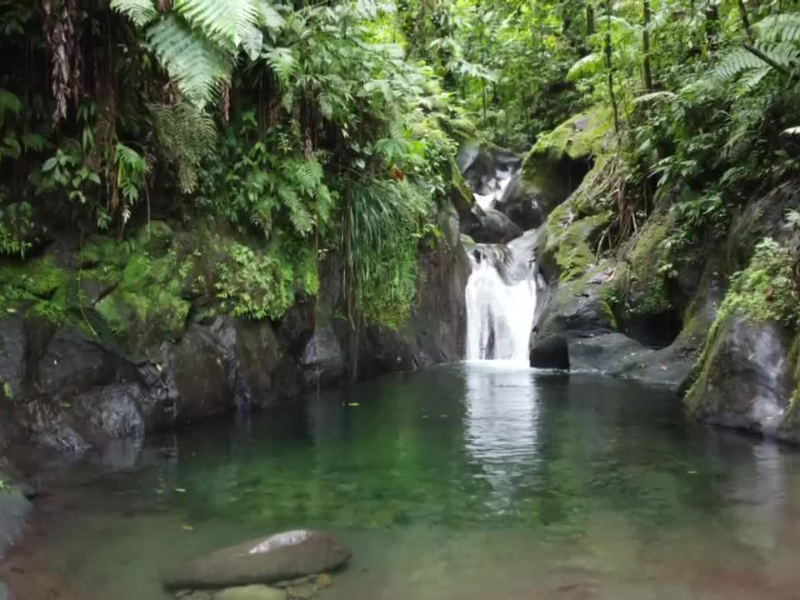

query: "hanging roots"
left=41, top=0, right=82, bottom=125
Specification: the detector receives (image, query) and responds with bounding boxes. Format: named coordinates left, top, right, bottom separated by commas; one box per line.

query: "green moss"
left=684, top=317, right=726, bottom=414
left=533, top=105, right=613, bottom=160
left=537, top=260, right=618, bottom=339
left=718, top=237, right=798, bottom=326
left=450, top=157, right=474, bottom=215
left=787, top=335, right=800, bottom=417
left=0, top=255, right=69, bottom=321
left=96, top=288, right=189, bottom=347
left=521, top=106, right=613, bottom=193
left=686, top=237, right=800, bottom=415
left=544, top=201, right=611, bottom=283
left=135, top=220, right=173, bottom=255
left=0, top=255, right=66, bottom=299
left=78, top=235, right=129, bottom=268
left=623, top=212, right=674, bottom=318
left=213, top=235, right=319, bottom=321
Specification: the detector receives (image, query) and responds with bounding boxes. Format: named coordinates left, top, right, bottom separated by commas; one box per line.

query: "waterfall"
left=465, top=235, right=538, bottom=362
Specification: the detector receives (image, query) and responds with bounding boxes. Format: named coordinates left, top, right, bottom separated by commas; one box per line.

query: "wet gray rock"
left=0, top=317, right=26, bottom=402
left=165, top=321, right=238, bottom=421
left=214, top=586, right=287, bottom=600
left=495, top=173, right=546, bottom=231
left=276, top=302, right=315, bottom=355
left=0, top=483, right=32, bottom=560
left=37, top=329, right=118, bottom=400
left=457, top=142, right=495, bottom=192
left=686, top=311, right=795, bottom=438
left=164, top=530, right=351, bottom=591
left=71, top=383, right=147, bottom=441
left=529, top=335, right=570, bottom=370
left=300, top=323, right=346, bottom=388
left=469, top=208, right=523, bottom=244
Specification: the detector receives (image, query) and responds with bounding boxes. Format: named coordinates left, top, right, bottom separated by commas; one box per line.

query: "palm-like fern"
left=149, top=101, right=217, bottom=192
left=713, top=13, right=800, bottom=84
left=111, top=0, right=276, bottom=107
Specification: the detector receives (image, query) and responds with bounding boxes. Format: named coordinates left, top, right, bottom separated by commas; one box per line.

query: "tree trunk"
left=587, top=3, right=595, bottom=36
left=705, top=3, right=720, bottom=52
left=642, top=0, right=654, bottom=92
left=737, top=0, right=755, bottom=43
left=604, top=3, right=620, bottom=134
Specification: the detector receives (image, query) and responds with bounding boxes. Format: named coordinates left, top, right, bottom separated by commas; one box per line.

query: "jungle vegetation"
left=2, top=0, right=800, bottom=328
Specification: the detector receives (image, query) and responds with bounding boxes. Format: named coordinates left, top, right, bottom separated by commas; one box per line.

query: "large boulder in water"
left=164, top=530, right=352, bottom=591
left=469, top=208, right=523, bottom=244
left=685, top=310, right=796, bottom=439
left=495, top=173, right=547, bottom=231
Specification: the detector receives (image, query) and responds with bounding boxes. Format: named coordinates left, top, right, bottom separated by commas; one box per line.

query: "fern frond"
left=174, top=0, right=260, bottom=48
left=259, top=3, right=285, bottom=33
left=567, top=53, right=604, bottom=81
left=110, top=0, right=158, bottom=27
left=755, top=13, right=800, bottom=43
left=315, top=184, right=334, bottom=226
left=715, top=42, right=798, bottom=83
left=278, top=184, right=313, bottom=234
left=147, top=15, right=231, bottom=107
left=294, top=159, right=324, bottom=192
left=713, top=48, right=770, bottom=81
left=264, top=46, right=296, bottom=87
left=150, top=101, right=217, bottom=193
left=633, top=91, right=677, bottom=104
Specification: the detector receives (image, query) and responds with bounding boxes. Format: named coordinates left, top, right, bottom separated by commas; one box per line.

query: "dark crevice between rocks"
left=621, top=308, right=684, bottom=350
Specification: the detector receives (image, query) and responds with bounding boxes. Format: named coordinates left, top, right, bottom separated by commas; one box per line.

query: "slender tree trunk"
left=705, top=3, right=720, bottom=53
left=642, top=0, right=654, bottom=92
left=587, top=3, right=595, bottom=36
left=737, top=0, right=755, bottom=42
left=604, top=2, right=620, bottom=134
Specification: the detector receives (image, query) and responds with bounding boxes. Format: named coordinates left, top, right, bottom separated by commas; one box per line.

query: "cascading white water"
left=465, top=236, right=538, bottom=362
left=473, top=166, right=514, bottom=212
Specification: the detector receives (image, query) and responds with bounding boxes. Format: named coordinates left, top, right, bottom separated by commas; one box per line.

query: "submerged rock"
left=214, top=585, right=287, bottom=600
left=164, top=530, right=351, bottom=591
left=0, top=483, right=32, bottom=560
left=686, top=310, right=795, bottom=438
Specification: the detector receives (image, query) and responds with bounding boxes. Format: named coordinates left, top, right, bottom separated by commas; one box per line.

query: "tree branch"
left=743, top=43, right=792, bottom=77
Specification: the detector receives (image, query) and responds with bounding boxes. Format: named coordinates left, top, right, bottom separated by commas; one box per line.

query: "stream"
left=12, top=364, right=800, bottom=600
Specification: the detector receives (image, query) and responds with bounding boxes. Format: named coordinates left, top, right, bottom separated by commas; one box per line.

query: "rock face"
left=686, top=311, right=795, bottom=438
left=164, top=530, right=351, bottom=591
left=0, top=178, right=469, bottom=452
left=529, top=335, right=570, bottom=370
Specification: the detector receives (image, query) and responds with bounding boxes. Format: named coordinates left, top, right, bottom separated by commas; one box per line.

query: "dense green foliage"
left=4, top=0, right=800, bottom=335
left=0, top=0, right=467, bottom=332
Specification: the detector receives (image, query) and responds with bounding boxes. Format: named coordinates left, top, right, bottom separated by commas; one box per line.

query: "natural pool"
left=12, top=362, right=800, bottom=599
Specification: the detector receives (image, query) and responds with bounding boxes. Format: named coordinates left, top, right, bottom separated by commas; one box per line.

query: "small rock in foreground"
left=164, top=530, right=351, bottom=591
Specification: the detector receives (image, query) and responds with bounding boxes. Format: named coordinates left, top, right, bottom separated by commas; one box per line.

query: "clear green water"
left=30, top=363, right=800, bottom=599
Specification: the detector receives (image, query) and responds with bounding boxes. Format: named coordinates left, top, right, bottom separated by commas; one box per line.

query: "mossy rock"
left=449, top=157, right=475, bottom=216
left=134, top=220, right=173, bottom=255
left=543, top=200, right=611, bottom=283
left=537, top=260, right=619, bottom=340
left=77, top=235, right=130, bottom=269
left=96, top=288, right=190, bottom=352
left=519, top=106, right=613, bottom=210
left=0, top=256, right=66, bottom=300
left=532, top=105, right=614, bottom=162
left=620, top=211, right=675, bottom=318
